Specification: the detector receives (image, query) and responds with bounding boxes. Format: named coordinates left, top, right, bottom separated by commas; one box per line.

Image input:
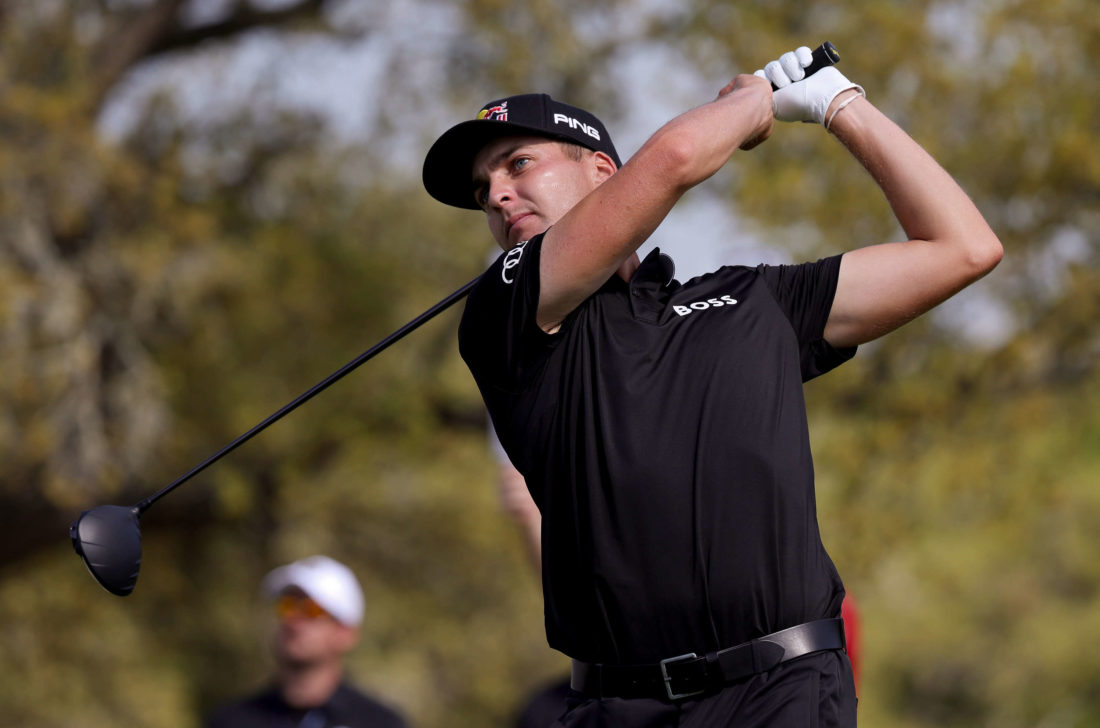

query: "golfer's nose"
left=486, top=176, right=514, bottom=210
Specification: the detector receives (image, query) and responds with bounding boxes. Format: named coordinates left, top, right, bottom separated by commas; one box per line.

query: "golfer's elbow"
left=934, top=212, right=1003, bottom=284
left=962, top=227, right=1004, bottom=281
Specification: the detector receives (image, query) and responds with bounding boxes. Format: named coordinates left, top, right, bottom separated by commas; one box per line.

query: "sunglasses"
left=274, top=593, right=330, bottom=621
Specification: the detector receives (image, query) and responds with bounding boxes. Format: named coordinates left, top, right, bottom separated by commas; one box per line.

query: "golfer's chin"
left=507, top=219, right=546, bottom=247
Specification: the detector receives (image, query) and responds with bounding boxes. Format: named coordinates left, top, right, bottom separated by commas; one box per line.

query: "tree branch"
left=146, top=0, right=328, bottom=58
left=89, top=0, right=331, bottom=114
left=90, top=0, right=189, bottom=112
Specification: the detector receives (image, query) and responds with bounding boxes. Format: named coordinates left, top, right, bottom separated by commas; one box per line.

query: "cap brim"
left=262, top=565, right=361, bottom=626
left=262, top=565, right=296, bottom=598
left=422, top=120, right=568, bottom=210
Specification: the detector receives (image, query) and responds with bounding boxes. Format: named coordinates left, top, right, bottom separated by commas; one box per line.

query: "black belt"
left=570, top=618, right=846, bottom=702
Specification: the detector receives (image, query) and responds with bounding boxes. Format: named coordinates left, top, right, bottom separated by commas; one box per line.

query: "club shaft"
left=135, top=275, right=481, bottom=515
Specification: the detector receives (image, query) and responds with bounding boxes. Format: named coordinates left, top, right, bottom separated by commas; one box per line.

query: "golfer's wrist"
left=825, top=89, right=863, bottom=131
left=730, top=82, right=774, bottom=146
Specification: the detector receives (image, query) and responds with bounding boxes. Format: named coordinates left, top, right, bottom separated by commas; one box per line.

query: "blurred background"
left=1, top=0, right=1097, bottom=726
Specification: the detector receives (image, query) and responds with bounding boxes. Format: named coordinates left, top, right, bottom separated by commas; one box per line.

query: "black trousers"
left=553, top=650, right=856, bottom=728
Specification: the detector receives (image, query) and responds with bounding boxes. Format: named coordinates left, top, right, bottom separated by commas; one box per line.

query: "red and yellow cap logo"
left=477, top=102, right=508, bottom=122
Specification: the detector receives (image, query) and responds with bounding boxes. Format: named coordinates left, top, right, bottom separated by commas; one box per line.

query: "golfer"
left=422, top=46, right=1002, bottom=726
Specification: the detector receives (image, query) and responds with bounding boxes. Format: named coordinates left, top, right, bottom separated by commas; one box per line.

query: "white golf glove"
left=754, top=46, right=865, bottom=126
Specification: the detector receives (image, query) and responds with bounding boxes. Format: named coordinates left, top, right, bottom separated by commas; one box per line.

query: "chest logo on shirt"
left=501, top=240, right=528, bottom=285
left=673, top=294, right=739, bottom=317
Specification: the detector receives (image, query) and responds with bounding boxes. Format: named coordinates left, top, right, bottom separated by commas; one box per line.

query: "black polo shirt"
left=459, top=234, right=856, bottom=665
left=205, top=681, right=407, bottom=728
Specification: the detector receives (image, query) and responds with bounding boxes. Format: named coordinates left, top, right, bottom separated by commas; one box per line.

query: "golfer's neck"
left=617, top=253, right=641, bottom=282
left=278, top=659, right=344, bottom=709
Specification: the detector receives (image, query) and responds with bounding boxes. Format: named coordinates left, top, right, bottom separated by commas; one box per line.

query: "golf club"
left=70, top=274, right=481, bottom=596
left=70, top=40, right=842, bottom=598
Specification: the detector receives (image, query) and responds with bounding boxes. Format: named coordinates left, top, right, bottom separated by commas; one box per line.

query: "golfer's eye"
left=474, top=185, right=488, bottom=208
left=511, top=156, right=530, bottom=172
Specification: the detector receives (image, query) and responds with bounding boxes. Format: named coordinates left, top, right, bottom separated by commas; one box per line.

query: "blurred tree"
left=1, top=0, right=1097, bottom=726
left=0, top=0, right=362, bottom=563
left=0, top=1, right=662, bottom=727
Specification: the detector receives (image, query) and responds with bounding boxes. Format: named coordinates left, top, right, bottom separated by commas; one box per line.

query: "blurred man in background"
left=206, top=555, right=407, bottom=728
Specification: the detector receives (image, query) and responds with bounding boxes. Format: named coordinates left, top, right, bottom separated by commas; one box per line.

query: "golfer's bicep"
left=825, top=240, right=977, bottom=347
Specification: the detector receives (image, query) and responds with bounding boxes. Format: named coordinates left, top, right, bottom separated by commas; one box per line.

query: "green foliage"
left=1, top=1, right=1097, bottom=726
left=812, top=368, right=1100, bottom=727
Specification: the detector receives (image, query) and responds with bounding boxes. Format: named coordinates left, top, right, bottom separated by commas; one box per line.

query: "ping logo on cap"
left=553, top=113, right=601, bottom=141
left=478, top=103, right=508, bottom=122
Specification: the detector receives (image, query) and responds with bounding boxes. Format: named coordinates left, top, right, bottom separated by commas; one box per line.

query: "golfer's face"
left=472, top=136, right=596, bottom=250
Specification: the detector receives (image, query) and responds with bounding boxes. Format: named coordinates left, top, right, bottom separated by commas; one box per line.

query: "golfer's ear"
left=590, top=151, right=617, bottom=185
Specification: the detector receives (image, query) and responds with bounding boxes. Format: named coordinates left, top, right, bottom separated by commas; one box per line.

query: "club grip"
left=769, top=41, right=840, bottom=90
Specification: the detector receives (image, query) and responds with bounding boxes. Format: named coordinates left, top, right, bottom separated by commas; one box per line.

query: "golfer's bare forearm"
left=822, top=92, right=1003, bottom=347
left=635, top=79, right=774, bottom=191
left=827, top=92, right=1001, bottom=266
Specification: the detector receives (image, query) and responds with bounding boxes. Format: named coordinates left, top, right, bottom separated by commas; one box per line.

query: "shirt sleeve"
left=458, top=233, right=553, bottom=395
left=755, top=254, right=857, bottom=381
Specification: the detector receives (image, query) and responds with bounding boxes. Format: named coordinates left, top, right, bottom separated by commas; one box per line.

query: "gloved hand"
left=754, top=47, right=865, bottom=126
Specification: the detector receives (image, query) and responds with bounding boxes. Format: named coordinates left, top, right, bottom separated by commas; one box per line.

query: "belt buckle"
left=659, top=652, right=706, bottom=701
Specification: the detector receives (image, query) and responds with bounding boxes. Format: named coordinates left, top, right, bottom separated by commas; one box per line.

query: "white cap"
left=262, top=555, right=364, bottom=627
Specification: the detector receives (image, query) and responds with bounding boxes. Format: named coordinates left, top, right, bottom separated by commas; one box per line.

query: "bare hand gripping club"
left=70, top=275, right=480, bottom=596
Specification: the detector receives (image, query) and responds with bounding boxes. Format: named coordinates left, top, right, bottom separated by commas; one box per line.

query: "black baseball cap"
left=422, top=93, right=622, bottom=210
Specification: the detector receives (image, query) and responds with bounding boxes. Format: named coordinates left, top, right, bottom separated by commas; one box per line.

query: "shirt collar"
left=628, top=247, right=678, bottom=321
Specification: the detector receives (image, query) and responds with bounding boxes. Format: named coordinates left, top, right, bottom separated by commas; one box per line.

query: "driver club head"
left=69, top=505, right=142, bottom=596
